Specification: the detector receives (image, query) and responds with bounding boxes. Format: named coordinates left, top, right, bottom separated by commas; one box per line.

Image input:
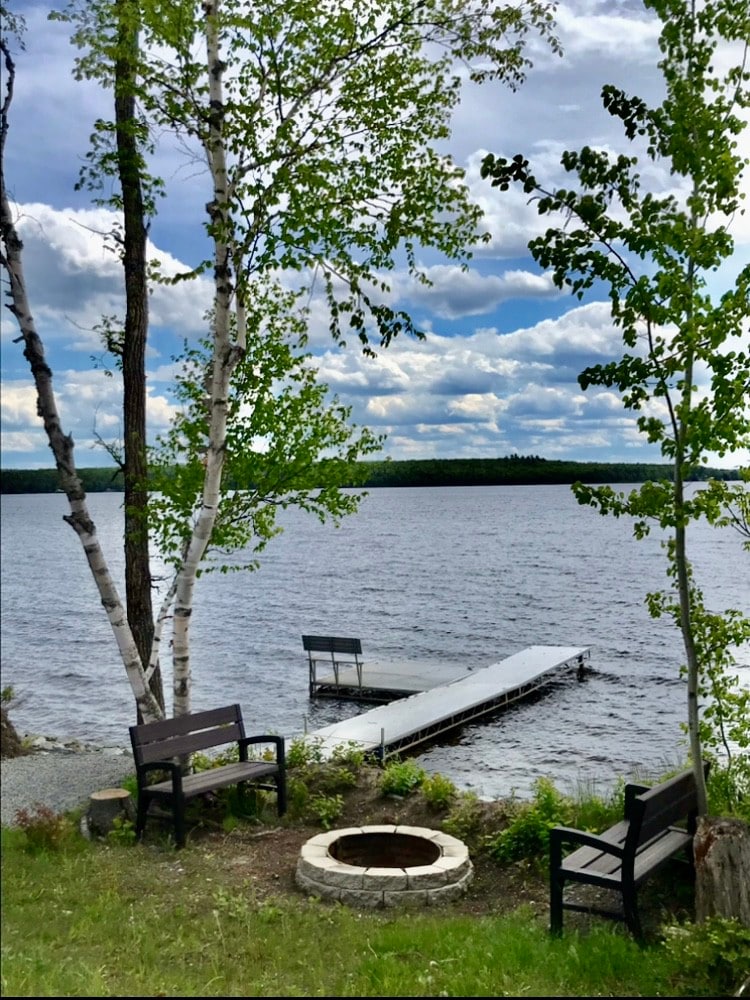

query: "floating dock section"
left=305, top=645, right=590, bottom=760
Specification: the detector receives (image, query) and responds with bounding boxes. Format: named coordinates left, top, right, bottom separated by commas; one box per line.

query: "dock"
left=310, top=656, right=467, bottom=701
left=303, top=645, right=590, bottom=760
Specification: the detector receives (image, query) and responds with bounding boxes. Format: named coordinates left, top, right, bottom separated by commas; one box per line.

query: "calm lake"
left=1, top=485, right=747, bottom=800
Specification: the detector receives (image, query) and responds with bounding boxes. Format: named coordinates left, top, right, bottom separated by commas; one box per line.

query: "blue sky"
left=1, top=0, right=748, bottom=470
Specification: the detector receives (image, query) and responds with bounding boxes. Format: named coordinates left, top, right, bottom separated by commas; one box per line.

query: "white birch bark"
left=0, top=41, right=162, bottom=725
left=171, top=0, right=243, bottom=715
left=0, top=39, right=162, bottom=721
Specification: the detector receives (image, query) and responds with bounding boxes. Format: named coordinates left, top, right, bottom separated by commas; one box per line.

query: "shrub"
left=106, top=816, right=137, bottom=846
left=708, top=759, right=750, bottom=824
left=420, top=772, right=457, bottom=811
left=329, top=741, right=367, bottom=771
left=286, top=737, right=325, bottom=770
left=309, top=793, right=345, bottom=829
left=378, top=758, right=426, bottom=797
left=662, top=916, right=750, bottom=996
left=487, top=778, right=572, bottom=864
left=14, top=804, right=75, bottom=854
left=442, top=791, right=487, bottom=850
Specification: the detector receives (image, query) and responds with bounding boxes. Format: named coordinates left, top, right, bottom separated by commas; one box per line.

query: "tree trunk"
left=0, top=39, right=162, bottom=727
left=115, top=0, right=163, bottom=718
left=172, top=0, right=242, bottom=716
left=86, top=787, right=135, bottom=837
left=694, top=816, right=750, bottom=926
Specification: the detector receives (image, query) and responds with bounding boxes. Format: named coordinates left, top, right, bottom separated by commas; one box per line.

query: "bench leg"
left=276, top=771, right=287, bottom=817
left=550, top=872, right=564, bottom=935
left=173, top=797, right=187, bottom=849
left=135, top=791, right=149, bottom=842
left=622, top=886, right=642, bottom=940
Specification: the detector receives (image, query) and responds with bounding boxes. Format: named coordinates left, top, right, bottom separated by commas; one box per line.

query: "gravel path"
left=1, top=737, right=134, bottom=826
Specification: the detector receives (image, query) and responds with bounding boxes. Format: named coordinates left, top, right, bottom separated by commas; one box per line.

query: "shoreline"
left=1, top=735, right=133, bottom=827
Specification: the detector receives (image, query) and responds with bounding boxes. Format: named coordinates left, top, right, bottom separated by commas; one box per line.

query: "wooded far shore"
left=0, top=456, right=741, bottom=494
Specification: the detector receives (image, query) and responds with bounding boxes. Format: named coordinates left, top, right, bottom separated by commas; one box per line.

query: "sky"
left=1, top=0, right=748, bottom=471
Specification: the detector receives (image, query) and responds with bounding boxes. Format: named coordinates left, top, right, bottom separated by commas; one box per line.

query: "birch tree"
left=42, top=0, right=560, bottom=719
left=0, top=18, right=163, bottom=725
left=482, top=0, right=750, bottom=813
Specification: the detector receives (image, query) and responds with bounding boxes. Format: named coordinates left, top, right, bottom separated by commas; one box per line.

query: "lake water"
left=1, top=485, right=747, bottom=800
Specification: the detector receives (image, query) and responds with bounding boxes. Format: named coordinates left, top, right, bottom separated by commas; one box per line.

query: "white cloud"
left=2, top=0, right=747, bottom=472
left=391, top=264, right=561, bottom=318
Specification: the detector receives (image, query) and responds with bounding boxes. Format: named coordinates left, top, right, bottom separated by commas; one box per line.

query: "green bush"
left=13, top=804, right=76, bottom=854
left=378, top=758, right=426, bottom=797
left=708, top=759, right=750, bottom=824
left=487, top=778, right=571, bottom=864
left=106, top=816, right=137, bottom=846
left=420, top=772, right=457, bottom=811
left=286, top=736, right=325, bottom=769
left=309, top=792, right=345, bottom=829
left=662, top=916, right=750, bottom=996
left=442, top=791, right=487, bottom=850
left=329, top=741, right=367, bottom=770
left=486, top=777, right=626, bottom=866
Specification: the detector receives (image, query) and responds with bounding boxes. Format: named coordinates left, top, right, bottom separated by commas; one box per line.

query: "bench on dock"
left=549, top=764, right=707, bottom=938
left=129, top=704, right=287, bottom=848
left=303, top=635, right=363, bottom=698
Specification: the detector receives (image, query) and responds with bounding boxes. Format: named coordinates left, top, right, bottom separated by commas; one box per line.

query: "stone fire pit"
left=296, top=824, right=473, bottom=908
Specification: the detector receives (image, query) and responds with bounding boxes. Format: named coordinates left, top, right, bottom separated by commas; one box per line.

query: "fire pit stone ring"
left=296, top=824, right=473, bottom=908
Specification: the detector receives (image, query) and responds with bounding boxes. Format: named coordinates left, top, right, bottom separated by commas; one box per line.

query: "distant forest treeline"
left=0, top=456, right=740, bottom=494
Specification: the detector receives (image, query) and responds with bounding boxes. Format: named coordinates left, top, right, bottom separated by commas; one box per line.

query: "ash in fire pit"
left=296, top=825, right=473, bottom=908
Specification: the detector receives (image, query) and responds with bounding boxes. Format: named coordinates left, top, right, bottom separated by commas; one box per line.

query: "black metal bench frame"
left=129, top=703, right=286, bottom=848
left=549, top=764, right=707, bottom=938
left=303, top=635, right=363, bottom=698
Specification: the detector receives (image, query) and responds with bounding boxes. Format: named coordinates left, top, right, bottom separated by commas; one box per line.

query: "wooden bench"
left=549, top=764, right=707, bottom=938
left=129, top=704, right=286, bottom=848
left=303, top=635, right=363, bottom=698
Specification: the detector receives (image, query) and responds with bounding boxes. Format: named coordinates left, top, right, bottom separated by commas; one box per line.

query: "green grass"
left=3, top=753, right=748, bottom=996
left=1, top=821, right=744, bottom=998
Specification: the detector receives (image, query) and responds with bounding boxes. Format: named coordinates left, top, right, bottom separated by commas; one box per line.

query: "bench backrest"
left=626, top=766, right=702, bottom=852
left=129, top=704, right=246, bottom=766
left=302, top=635, right=362, bottom=657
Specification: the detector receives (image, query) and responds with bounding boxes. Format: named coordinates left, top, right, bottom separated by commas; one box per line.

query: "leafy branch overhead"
left=54, top=0, right=561, bottom=352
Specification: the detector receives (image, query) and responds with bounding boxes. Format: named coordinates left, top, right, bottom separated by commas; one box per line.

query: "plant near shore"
left=421, top=772, right=458, bottom=811
left=486, top=778, right=625, bottom=865
left=442, top=790, right=489, bottom=852
left=13, top=804, right=76, bottom=854
left=308, top=792, right=346, bottom=830
left=379, top=758, right=427, bottom=797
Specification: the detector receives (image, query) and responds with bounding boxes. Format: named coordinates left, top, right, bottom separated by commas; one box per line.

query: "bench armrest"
left=550, top=824, right=626, bottom=868
left=136, top=759, right=183, bottom=793
left=238, top=734, right=285, bottom=766
left=624, top=782, right=650, bottom=817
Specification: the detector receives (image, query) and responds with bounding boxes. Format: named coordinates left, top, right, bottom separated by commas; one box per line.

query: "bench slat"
left=144, top=760, right=282, bottom=799
left=302, top=635, right=362, bottom=655
left=135, top=723, right=244, bottom=764
left=633, top=829, right=692, bottom=884
left=132, top=704, right=241, bottom=743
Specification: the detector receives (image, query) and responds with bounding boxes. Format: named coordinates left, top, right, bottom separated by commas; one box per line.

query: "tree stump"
left=694, top=816, right=750, bottom=927
left=86, top=788, right=135, bottom=838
